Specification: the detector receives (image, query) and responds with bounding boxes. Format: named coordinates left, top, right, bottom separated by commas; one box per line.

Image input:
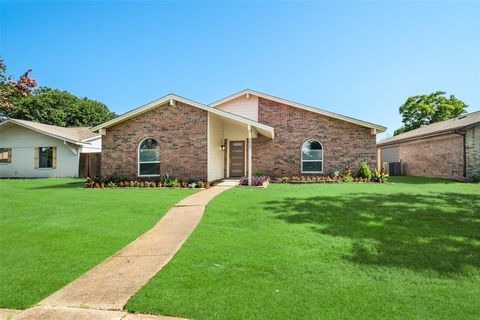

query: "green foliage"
left=394, top=91, right=467, bottom=135
left=5, top=87, right=116, bottom=127
left=255, top=170, right=265, bottom=177
left=356, top=162, right=372, bottom=180
left=0, top=57, right=37, bottom=111
left=371, top=168, right=389, bottom=183
left=342, top=166, right=353, bottom=182
left=473, top=175, right=480, bottom=182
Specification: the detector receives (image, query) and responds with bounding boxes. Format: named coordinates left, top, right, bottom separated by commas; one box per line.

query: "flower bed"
left=85, top=174, right=217, bottom=189
left=272, top=166, right=389, bottom=184
left=239, top=176, right=270, bottom=187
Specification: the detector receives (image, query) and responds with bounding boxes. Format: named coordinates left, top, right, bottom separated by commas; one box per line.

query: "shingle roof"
left=2, top=118, right=100, bottom=144
left=377, top=110, right=480, bottom=146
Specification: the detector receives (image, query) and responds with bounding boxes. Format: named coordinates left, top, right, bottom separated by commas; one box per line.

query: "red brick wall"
left=399, top=133, right=464, bottom=180
left=101, top=102, right=208, bottom=181
left=252, top=98, right=376, bottom=176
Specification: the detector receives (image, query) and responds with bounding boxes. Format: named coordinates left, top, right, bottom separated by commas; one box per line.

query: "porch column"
left=248, top=124, right=252, bottom=186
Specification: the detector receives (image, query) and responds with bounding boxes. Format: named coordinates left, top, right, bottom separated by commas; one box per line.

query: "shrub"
left=239, top=176, right=270, bottom=186
left=342, top=166, right=353, bottom=182
left=255, top=170, right=265, bottom=177
left=472, top=174, right=480, bottom=182
left=357, top=162, right=372, bottom=180
left=330, top=170, right=340, bottom=178
left=371, top=168, right=389, bottom=183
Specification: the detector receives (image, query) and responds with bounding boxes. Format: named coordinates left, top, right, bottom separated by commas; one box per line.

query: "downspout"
left=248, top=124, right=252, bottom=186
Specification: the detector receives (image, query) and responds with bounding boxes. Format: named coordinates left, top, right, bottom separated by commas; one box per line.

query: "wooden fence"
left=79, top=153, right=101, bottom=177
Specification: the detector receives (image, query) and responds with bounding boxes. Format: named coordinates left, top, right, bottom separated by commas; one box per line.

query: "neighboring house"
left=92, top=89, right=386, bottom=183
left=0, top=118, right=101, bottom=178
left=377, top=110, right=480, bottom=180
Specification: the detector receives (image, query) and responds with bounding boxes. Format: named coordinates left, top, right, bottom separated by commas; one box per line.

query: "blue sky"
left=1, top=1, right=479, bottom=138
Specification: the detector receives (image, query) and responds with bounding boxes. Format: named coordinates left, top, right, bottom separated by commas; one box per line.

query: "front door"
left=229, top=140, right=245, bottom=177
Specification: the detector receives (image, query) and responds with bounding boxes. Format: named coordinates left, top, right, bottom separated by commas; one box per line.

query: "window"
left=301, top=140, right=323, bottom=173
left=39, top=147, right=54, bottom=168
left=138, top=138, right=160, bottom=176
left=0, top=148, right=11, bottom=164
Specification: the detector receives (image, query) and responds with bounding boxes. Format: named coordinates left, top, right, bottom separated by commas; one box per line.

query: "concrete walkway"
left=9, top=183, right=235, bottom=320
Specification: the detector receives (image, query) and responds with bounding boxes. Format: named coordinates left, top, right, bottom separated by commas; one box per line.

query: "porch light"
left=220, top=144, right=226, bottom=151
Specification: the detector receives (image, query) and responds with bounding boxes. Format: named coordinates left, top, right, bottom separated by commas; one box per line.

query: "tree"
left=0, top=57, right=116, bottom=127
left=0, top=58, right=37, bottom=113
left=394, top=91, right=467, bottom=135
left=9, top=87, right=117, bottom=127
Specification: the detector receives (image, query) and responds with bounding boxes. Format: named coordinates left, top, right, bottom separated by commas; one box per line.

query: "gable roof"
left=0, top=118, right=100, bottom=145
left=91, top=94, right=275, bottom=138
left=210, top=89, right=387, bottom=133
left=377, top=110, right=480, bottom=147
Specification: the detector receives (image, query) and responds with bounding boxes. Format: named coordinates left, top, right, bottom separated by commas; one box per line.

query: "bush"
left=371, top=168, right=388, bottom=183
left=357, top=162, right=372, bottom=180
left=472, top=174, right=480, bottom=182
left=255, top=170, right=265, bottom=177
left=239, top=176, right=270, bottom=186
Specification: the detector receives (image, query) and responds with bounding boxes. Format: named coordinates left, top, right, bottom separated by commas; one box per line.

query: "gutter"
left=377, top=128, right=464, bottom=148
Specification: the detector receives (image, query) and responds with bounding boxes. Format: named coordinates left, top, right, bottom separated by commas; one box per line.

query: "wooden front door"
left=229, top=140, right=245, bottom=177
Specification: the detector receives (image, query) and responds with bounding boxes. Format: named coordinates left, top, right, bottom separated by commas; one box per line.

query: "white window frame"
left=301, top=139, right=323, bottom=174
left=0, top=147, right=12, bottom=165
left=137, top=137, right=161, bottom=177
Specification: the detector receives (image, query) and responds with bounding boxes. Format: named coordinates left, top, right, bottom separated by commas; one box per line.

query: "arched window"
left=301, top=140, right=323, bottom=173
left=138, top=138, right=160, bottom=176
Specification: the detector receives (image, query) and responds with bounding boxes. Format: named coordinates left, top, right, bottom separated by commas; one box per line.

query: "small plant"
left=473, top=174, right=480, bottom=182
left=255, top=170, right=265, bottom=177
left=239, top=176, right=270, bottom=186
left=371, top=168, right=389, bottom=183
left=357, top=162, right=372, bottom=181
left=188, top=182, right=197, bottom=188
left=107, top=181, right=116, bottom=188
left=330, top=170, right=340, bottom=178
left=342, top=166, right=353, bottom=182
left=197, top=181, right=205, bottom=188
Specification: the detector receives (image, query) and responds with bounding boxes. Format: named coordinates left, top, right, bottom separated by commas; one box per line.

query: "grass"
left=0, top=178, right=196, bottom=309
left=126, top=177, right=480, bottom=320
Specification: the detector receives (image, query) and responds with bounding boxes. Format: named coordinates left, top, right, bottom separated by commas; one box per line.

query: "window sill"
left=0, top=163, right=11, bottom=165
left=37, top=168, right=54, bottom=170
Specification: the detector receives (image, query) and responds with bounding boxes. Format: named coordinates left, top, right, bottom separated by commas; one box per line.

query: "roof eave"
left=210, top=89, right=387, bottom=133
left=1, top=119, right=84, bottom=145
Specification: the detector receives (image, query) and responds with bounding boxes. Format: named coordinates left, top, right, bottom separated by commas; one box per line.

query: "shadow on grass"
left=265, top=192, right=480, bottom=276
left=30, top=181, right=85, bottom=189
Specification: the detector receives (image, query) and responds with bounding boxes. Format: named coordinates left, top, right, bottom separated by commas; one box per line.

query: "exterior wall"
left=398, top=133, right=464, bottom=180
left=466, top=123, right=480, bottom=180
left=380, top=145, right=400, bottom=163
left=215, top=95, right=259, bottom=121
left=252, top=98, right=376, bottom=177
left=0, top=125, right=80, bottom=177
left=208, top=114, right=225, bottom=181
left=80, top=136, right=102, bottom=153
left=101, top=102, right=208, bottom=181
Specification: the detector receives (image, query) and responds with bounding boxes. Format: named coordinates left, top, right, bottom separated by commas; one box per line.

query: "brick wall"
left=101, top=102, right=208, bottom=181
left=399, top=133, right=464, bottom=180
left=466, top=123, right=480, bottom=180
left=252, top=98, right=376, bottom=177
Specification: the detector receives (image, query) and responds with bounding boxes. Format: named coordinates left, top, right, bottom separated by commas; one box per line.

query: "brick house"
left=377, top=110, right=480, bottom=180
left=92, top=89, right=386, bottom=183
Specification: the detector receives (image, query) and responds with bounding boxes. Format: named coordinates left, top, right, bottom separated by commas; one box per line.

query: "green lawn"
left=0, top=178, right=196, bottom=309
left=126, top=177, right=480, bottom=320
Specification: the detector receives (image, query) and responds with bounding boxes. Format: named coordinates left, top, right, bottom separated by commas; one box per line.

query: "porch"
left=207, top=113, right=274, bottom=185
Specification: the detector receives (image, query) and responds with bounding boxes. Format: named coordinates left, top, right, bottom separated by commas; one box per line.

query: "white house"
left=0, top=118, right=101, bottom=178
